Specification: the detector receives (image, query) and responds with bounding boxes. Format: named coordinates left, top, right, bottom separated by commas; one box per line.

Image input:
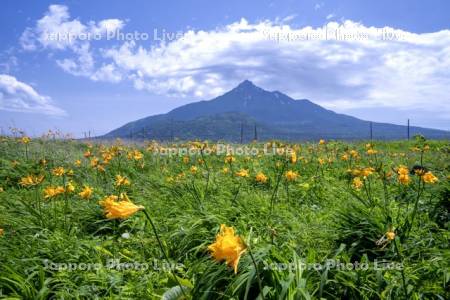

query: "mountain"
left=103, top=80, right=449, bottom=141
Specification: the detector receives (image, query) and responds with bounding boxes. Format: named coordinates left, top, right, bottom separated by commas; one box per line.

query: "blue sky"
left=1, top=0, right=449, bottom=137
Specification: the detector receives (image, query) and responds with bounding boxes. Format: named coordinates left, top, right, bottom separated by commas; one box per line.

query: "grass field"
left=0, top=136, right=448, bottom=299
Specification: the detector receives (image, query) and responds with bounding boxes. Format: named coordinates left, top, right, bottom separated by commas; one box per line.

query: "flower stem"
left=232, top=181, right=243, bottom=205
left=63, top=175, right=68, bottom=230
left=405, top=178, right=423, bottom=238
left=142, top=209, right=188, bottom=299
left=248, top=247, right=265, bottom=300
left=270, top=160, right=287, bottom=215
left=393, top=238, right=408, bottom=299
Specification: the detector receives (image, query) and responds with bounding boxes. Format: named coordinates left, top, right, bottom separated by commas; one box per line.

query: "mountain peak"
left=235, top=79, right=260, bottom=91
left=237, top=79, right=255, bottom=87
left=231, top=80, right=266, bottom=96
left=105, top=80, right=450, bottom=141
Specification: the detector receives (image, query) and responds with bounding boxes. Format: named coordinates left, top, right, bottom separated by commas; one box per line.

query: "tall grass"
left=0, top=136, right=448, bottom=299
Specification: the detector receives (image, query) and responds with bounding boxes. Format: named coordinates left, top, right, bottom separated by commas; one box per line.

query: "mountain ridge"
left=103, top=80, right=449, bottom=141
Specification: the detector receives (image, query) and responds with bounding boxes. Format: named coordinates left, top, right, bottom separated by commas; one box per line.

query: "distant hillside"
left=103, top=80, right=449, bottom=141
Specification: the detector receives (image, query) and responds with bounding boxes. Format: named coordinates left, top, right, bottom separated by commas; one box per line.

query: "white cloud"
left=314, top=2, right=324, bottom=10
left=20, top=4, right=124, bottom=80
left=19, top=6, right=450, bottom=121
left=326, top=14, right=335, bottom=20
left=90, top=64, right=122, bottom=82
left=0, top=74, right=65, bottom=115
left=99, top=19, right=450, bottom=117
left=0, top=49, right=18, bottom=73
left=282, top=15, right=297, bottom=23
left=91, top=19, right=125, bottom=36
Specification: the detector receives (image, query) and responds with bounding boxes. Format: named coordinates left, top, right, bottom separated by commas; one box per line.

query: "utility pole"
left=240, top=122, right=244, bottom=143
left=170, top=119, right=174, bottom=142
left=254, top=124, right=258, bottom=141
left=407, top=119, right=410, bottom=140
left=370, top=122, right=373, bottom=140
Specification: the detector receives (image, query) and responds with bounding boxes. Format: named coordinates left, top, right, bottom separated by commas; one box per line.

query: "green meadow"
left=0, top=137, right=448, bottom=299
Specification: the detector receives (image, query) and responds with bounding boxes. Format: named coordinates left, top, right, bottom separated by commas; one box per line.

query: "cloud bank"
left=0, top=74, right=66, bottom=115
left=21, top=4, right=124, bottom=79
left=21, top=5, right=450, bottom=119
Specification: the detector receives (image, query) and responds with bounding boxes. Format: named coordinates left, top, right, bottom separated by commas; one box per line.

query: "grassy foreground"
left=0, top=136, right=449, bottom=299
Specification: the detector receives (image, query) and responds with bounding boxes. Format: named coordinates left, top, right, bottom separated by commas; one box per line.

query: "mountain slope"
left=104, top=80, right=449, bottom=141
